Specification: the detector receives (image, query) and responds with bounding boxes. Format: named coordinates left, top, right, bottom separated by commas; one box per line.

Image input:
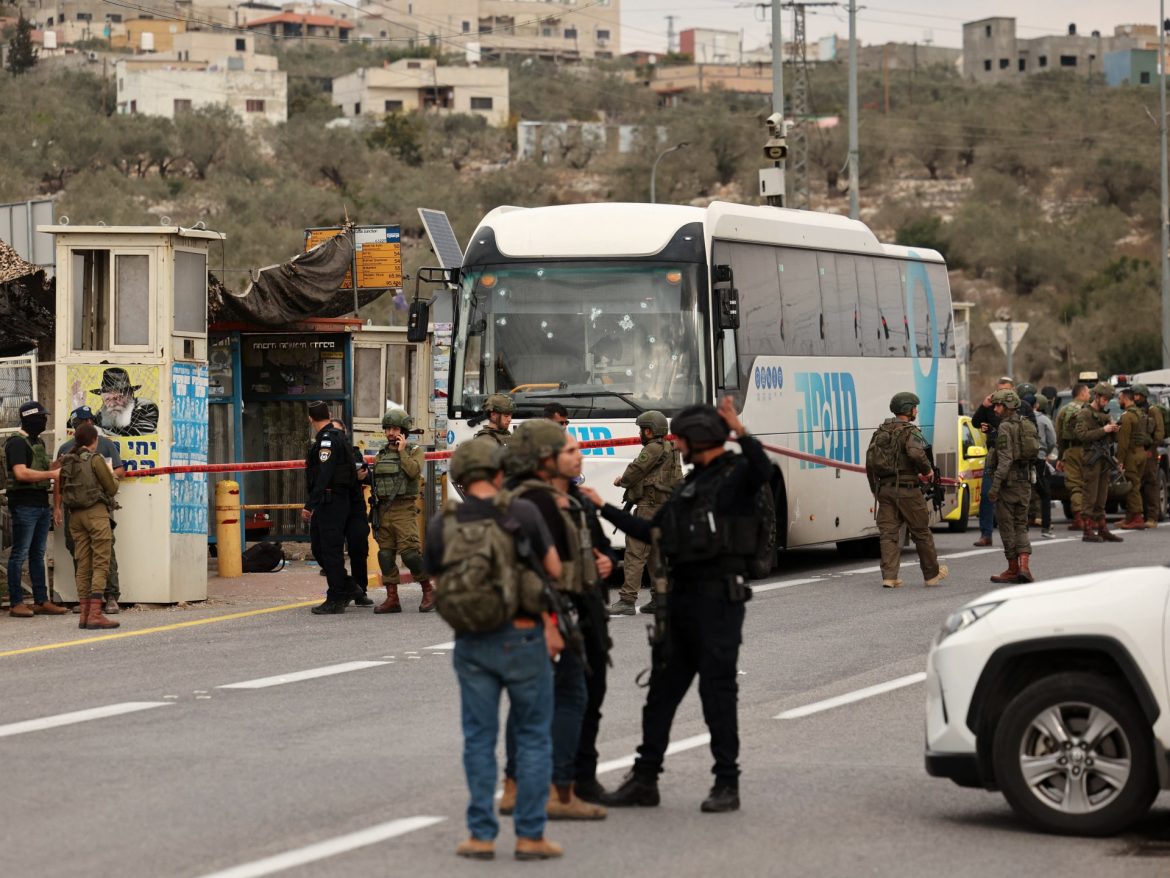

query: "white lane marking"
left=752, top=577, right=822, bottom=594
left=595, top=733, right=712, bottom=775
left=425, top=641, right=455, bottom=650
left=0, top=702, right=172, bottom=739
left=218, top=661, right=388, bottom=690
left=775, top=672, right=927, bottom=720
left=198, top=816, right=445, bottom=878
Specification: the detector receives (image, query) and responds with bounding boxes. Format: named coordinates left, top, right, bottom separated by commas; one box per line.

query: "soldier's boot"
left=599, top=771, right=660, bottom=807
left=514, top=838, right=563, bottom=861
left=84, top=598, right=119, bottom=630
left=547, top=784, right=607, bottom=820
left=498, top=777, right=517, bottom=815
left=103, top=594, right=120, bottom=614
left=1067, top=513, right=1082, bottom=531
left=418, top=579, right=436, bottom=613
left=1082, top=519, right=1102, bottom=543
left=374, top=584, right=401, bottom=614
left=1098, top=517, right=1124, bottom=543
left=77, top=596, right=90, bottom=629
left=924, top=565, right=948, bottom=587
left=1016, top=554, right=1035, bottom=584
left=638, top=594, right=658, bottom=615
left=1120, top=514, right=1146, bottom=530
left=990, top=558, right=1020, bottom=583
left=1146, top=517, right=1158, bottom=529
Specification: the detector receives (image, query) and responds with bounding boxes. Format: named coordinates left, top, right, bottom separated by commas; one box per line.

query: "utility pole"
left=665, top=15, right=677, bottom=54
left=847, top=0, right=859, bottom=220
left=772, top=0, right=783, bottom=122
left=759, top=0, right=787, bottom=207
left=788, top=2, right=834, bottom=209
left=1162, top=2, right=1170, bottom=367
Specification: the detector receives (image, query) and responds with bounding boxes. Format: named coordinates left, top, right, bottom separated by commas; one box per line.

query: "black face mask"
left=22, top=415, right=47, bottom=438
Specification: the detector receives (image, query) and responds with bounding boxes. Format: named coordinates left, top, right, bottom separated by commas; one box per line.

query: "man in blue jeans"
left=971, top=377, right=1014, bottom=546
left=6, top=401, right=66, bottom=617
left=423, top=441, right=565, bottom=861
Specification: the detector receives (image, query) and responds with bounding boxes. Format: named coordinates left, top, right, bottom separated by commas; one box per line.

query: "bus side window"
left=853, top=256, right=882, bottom=357
left=926, top=263, right=954, bottom=356
left=825, top=253, right=863, bottom=356
left=873, top=257, right=908, bottom=357
left=726, top=241, right=783, bottom=358
left=777, top=248, right=822, bottom=356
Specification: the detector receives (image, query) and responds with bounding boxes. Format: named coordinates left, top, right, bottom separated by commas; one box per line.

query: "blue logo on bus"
left=795, top=371, right=860, bottom=469
left=905, top=252, right=939, bottom=447
left=754, top=365, right=783, bottom=390
left=568, top=426, right=615, bottom=456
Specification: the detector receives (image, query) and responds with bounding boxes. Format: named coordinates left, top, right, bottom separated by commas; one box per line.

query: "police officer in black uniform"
left=303, top=401, right=368, bottom=615
left=580, top=396, right=771, bottom=814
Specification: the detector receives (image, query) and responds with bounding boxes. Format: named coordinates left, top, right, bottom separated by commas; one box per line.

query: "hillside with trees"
left=0, top=46, right=1162, bottom=389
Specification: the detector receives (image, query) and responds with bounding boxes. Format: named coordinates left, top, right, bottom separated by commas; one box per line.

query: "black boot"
left=700, top=784, right=740, bottom=813
left=599, top=771, right=659, bottom=807
left=310, top=600, right=346, bottom=615
left=573, top=776, right=607, bottom=804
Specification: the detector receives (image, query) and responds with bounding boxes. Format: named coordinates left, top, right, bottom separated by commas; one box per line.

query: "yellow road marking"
left=0, top=601, right=320, bottom=658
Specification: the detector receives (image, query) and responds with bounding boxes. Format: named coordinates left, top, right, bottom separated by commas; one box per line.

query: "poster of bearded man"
left=85, top=366, right=160, bottom=437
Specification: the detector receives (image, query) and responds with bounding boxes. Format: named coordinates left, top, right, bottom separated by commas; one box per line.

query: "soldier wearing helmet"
left=579, top=396, right=773, bottom=815
left=970, top=376, right=1016, bottom=547
left=1116, top=388, right=1157, bottom=530
left=498, top=419, right=617, bottom=819
left=1131, top=383, right=1165, bottom=526
left=987, top=389, right=1039, bottom=584
left=864, top=392, right=946, bottom=589
left=1056, top=382, right=1092, bottom=530
left=608, top=411, right=683, bottom=616
left=370, top=407, right=434, bottom=613
left=1074, top=382, right=1123, bottom=543
left=475, top=394, right=516, bottom=447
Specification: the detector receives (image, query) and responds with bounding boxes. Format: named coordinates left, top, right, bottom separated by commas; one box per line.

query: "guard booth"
left=44, top=224, right=221, bottom=603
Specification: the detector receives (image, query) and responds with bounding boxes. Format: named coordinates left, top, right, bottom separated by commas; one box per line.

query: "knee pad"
left=377, top=549, right=398, bottom=574
left=401, top=549, right=425, bottom=577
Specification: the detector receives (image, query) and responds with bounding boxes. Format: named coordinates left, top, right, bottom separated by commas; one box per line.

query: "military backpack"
left=60, top=450, right=107, bottom=511
left=1017, top=418, right=1041, bottom=460
left=866, top=419, right=911, bottom=479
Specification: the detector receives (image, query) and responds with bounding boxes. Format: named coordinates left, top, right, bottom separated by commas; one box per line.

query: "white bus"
left=447, top=201, right=960, bottom=560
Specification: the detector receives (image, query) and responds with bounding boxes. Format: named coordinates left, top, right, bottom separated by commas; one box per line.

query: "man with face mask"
left=6, top=401, right=66, bottom=616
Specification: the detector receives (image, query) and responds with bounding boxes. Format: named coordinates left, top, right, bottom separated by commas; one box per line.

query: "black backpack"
left=242, top=541, right=286, bottom=573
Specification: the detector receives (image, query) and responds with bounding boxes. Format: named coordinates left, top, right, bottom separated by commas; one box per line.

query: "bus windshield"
left=452, top=261, right=708, bottom=419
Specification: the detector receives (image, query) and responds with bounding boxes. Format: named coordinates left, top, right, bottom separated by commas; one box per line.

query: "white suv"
left=925, top=568, right=1170, bottom=835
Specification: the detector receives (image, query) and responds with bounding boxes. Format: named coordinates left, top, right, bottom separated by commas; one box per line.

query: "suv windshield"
left=451, top=262, right=708, bottom=418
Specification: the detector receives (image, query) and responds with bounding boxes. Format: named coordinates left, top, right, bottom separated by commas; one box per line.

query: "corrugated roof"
left=245, top=12, right=354, bottom=29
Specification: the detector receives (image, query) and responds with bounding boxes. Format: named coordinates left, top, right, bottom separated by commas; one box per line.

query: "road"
left=2, top=523, right=1169, bottom=877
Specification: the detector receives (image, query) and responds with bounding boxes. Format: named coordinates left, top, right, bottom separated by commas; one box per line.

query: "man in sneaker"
left=608, top=411, right=682, bottom=617
left=6, top=401, right=66, bottom=617
left=423, top=441, right=564, bottom=861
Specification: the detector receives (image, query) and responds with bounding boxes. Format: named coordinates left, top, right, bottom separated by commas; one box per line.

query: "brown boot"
left=31, top=601, right=67, bottom=615
left=1067, top=513, right=1082, bottom=531
left=1120, top=515, right=1145, bottom=530
left=1016, top=554, right=1034, bottom=584
left=547, top=784, right=607, bottom=820
left=1146, top=518, right=1158, bottom=528
left=990, top=558, right=1020, bottom=583
left=418, top=579, right=436, bottom=613
left=374, top=584, right=401, bottom=614
left=85, top=598, right=120, bottom=630
left=78, top=595, right=90, bottom=629
left=498, top=777, right=517, bottom=815
left=1098, top=517, right=1124, bottom=543
left=515, top=837, right=563, bottom=861
left=9, top=602, right=33, bottom=618
left=455, top=838, right=495, bottom=860
left=1082, top=518, right=1102, bottom=542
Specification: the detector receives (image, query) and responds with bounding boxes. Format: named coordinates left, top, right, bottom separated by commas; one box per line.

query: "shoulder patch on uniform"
left=319, top=449, right=332, bottom=462
left=636, top=451, right=650, bottom=462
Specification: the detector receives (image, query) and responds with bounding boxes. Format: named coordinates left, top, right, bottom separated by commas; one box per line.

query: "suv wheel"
left=992, top=673, right=1159, bottom=836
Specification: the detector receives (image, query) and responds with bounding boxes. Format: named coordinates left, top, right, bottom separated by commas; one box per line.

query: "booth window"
left=353, top=345, right=383, bottom=419
left=72, top=249, right=111, bottom=351
left=114, top=254, right=150, bottom=346
left=174, top=250, right=207, bottom=334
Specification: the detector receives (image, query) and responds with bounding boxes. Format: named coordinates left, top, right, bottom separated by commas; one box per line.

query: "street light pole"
left=1161, top=1, right=1169, bottom=367
left=650, top=142, right=688, bottom=203
left=848, top=0, right=860, bottom=219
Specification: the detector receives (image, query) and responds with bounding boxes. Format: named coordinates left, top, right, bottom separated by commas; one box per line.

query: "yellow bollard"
left=215, top=480, right=242, bottom=578
left=364, top=485, right=382, bottom=588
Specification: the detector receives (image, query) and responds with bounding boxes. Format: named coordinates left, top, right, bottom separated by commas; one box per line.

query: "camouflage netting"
left=0, top=238, right=53, bottom=358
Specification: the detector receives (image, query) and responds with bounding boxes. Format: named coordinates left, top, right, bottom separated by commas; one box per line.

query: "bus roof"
left=474, top=202, right=944, bottom=262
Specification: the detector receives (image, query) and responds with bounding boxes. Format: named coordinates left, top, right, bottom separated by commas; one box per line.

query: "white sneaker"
left=1041, top=528, right=1055, bottom=539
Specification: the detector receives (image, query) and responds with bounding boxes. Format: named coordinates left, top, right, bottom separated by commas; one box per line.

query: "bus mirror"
left=719, top=287, right=740, bottom=331
left=407, top=299, right=429, bottom=343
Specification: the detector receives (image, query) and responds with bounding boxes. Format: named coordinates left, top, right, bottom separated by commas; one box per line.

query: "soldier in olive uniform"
left=1056, top=383, right=1091, bottom=529
left=987, top=390, right=1037, bottom=584
left=864, top=392, right=947, bottom=589
left=371, top=408, right=434, bottom=613
left=608, top=411, right=683, bottom=616
left=474, top=394, right=516, bottom=447
left=1074, top=383, right=1123, bottom=543
left=1132, top=383, right=1165, bottom=527
left=1117, top=388, right=1155, bottom=530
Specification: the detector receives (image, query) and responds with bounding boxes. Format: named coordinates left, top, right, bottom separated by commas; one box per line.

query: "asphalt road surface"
left=3, top=521, right=1170, bottom=877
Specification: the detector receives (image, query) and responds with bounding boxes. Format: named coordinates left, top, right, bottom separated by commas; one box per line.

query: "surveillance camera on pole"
left=759, top=112, right=788, bottom=206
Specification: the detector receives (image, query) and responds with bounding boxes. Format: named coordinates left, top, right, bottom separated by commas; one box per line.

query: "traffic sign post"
left=989, top=321, right=1028, bottom=379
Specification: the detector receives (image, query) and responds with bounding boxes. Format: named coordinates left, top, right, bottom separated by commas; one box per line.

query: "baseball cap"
left=19, top=401, right=48, bottom=418
left=70, top=405, right=95, bottom=425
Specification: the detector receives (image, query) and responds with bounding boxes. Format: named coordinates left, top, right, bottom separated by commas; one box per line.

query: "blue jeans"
left=454, top=623, right=553, bottom=842
left=8, top=505, right=51, bottom=606
left=506, top=644, right=588, bottom=786
left=979, top=458, right=996, bottom=538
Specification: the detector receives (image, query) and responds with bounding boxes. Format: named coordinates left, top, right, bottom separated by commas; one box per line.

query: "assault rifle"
left=922, top=445, right=944, bottom=516
left=511, top=523, right=586, bottom=664
left=636, top=527, right=671, bottom=688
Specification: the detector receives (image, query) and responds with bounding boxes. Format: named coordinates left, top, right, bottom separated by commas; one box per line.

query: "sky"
left=619, top=1, right=1163, bottom=54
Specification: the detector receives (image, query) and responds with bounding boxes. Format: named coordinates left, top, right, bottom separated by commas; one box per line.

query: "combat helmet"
left=382, top=407, right=413, bottom=431
left=505, top=419, right=566, bottom=476
left=1132, top=383, right=1150, bottom=398
left=991, top=389, right=1021, bottom=409
left=1015, top=382, right=1037, bottom=399
left=670, top=405, right=730, bottom=449
left=889, top=392, right=920, bottom=416
left=1092, top=382, right=1115, bottom=399
left=635, top=410, right=669, bottom=440
left=450, top=441, right=505, bottom=486
left=483, top=393, right=516, bottom=415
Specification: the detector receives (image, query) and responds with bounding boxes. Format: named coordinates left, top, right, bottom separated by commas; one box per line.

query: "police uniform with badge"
left=864, top=392, right=946, bottom=589
left=987, top=389, right=1038, bottom=584
left=474, top=394, right=516, bottom=447
left=371, top=407, right=434, bottom=614
left=609, top=410, right=683, bottom=616
left=592, top=398, right=771, bottom=814
left=303, top=401, right=368, bottom=614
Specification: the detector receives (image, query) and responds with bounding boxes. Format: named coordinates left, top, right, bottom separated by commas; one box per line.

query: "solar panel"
left=417, top=208, right=464, bottom=270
